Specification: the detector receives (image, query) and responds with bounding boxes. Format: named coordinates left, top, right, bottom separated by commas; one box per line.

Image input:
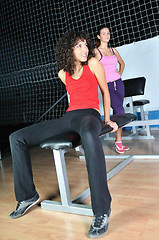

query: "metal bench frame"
left=41, top=113, right=137, bottom=216
left=41, top=140, right=136, bottom=216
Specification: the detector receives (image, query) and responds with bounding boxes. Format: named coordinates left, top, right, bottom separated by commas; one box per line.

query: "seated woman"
left=9, top=30, right=118, bottom=239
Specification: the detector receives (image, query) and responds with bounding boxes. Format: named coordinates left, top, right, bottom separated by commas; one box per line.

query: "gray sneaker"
left=9, top=192, right=40, bottom=219
left=88, top=209, right=111, bottom=239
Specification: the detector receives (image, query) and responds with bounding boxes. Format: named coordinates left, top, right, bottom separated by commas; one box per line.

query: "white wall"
left=99, top=36, right=159, bottom=115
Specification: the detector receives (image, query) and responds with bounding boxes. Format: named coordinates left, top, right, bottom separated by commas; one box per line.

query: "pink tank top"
left=65, top=65, right=100, bottom=112
left=98, top=49, right=121, bottom=83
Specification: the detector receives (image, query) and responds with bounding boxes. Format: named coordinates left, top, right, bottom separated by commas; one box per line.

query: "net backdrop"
left=0, top=0, right=159, bottom=124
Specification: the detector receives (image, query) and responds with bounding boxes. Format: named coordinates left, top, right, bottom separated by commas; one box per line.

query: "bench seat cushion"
left=126, top=99, right=150, bottom=107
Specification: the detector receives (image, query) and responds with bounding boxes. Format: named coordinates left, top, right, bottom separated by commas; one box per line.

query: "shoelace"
left=16, top=201, right=23, bottom=210
left=93, top=214, right=107, bottom=228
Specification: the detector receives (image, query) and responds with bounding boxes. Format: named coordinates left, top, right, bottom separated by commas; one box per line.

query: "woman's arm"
left=113, top=48, right=125, bottom=76
left=89, top=58, right=118, bottom=132
left=58, top=69, right=66, bottom=85
left=94, top=48, right=101, bottom=61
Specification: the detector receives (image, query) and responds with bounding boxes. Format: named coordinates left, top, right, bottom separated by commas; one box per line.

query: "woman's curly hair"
left=56, top=30, right=95, bottom=75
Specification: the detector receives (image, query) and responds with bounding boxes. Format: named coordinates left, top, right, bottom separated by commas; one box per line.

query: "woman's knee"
left=81, top=121, right=101, bottom=146
left=9, top=129, right=24, bottom=146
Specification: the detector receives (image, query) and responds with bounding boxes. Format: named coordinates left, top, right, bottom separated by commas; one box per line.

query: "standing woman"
left=95, top=26, right=129, bottom=154
left=9, top=30, right=118, bottom=239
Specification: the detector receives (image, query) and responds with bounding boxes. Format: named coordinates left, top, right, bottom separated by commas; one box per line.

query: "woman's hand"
left=105, top=120, right=118, bottom=133
left=116, top=69, right=121, bottom=75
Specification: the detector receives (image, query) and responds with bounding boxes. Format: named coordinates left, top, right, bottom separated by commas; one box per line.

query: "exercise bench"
left=123, top=77, right=153, bottom=139
left=40, top=113, right=136, bottom=216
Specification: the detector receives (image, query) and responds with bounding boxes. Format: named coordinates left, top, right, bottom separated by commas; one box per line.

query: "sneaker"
left=122, top=144, right=129, bottom=151
left=9, top=192, right=40, bottom=219
left=114, top=141, right=125, bottom=154
left=88, top=209, right=111, bottom=239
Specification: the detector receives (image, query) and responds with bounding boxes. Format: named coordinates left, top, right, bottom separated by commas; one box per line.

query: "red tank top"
left=66, top=65, right=100, bottom=112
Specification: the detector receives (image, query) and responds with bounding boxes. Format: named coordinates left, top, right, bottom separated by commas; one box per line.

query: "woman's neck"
left=74, top=62, right=83, bottom=73
left=99, top=42, right=109, bottom=50
left=72, top=63, right=83, bottom=79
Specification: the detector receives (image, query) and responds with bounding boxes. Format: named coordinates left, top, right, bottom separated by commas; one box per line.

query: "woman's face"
left=73, top=39, right=89, bottom=63
left=98, top=28, right=110, bottom=43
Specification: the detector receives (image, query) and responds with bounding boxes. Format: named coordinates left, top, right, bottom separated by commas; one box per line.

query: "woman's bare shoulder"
left=88, top=57, right=103, bottom=74
left=58, top=69, right=66, bottom=84
left=88, top=57, right=99, bottom=65
left=94, top=48, right=101, bottom=59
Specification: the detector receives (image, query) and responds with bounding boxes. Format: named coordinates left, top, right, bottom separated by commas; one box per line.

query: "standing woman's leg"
left=114, top=80, right=125, bottom=141
left=108, top=79, right=125, bottom=116
left=109, top=79, right=129, bottom=152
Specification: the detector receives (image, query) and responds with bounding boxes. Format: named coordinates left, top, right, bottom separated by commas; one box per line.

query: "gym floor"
left=0, top=129, right=159, bottom=240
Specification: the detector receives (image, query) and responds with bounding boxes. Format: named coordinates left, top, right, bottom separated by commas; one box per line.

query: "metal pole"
left=35, top=93, right=67, bottom=123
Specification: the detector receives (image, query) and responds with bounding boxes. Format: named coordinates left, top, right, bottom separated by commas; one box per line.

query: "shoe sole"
left=116, top=150, right=125, bottom=154
left=123, top=148, right=129, bottom=151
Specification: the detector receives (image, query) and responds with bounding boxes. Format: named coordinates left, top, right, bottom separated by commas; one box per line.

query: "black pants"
left=9, top=108, right=111, bottom=216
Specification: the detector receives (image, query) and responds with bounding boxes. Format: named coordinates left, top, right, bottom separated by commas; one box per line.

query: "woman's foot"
left=114, top=141, right=125, bottom=154
left=114, top=141, right=129, bottom=154
left=9, top=192, right=40, bottom=219
left=122, top=144, right=129, bottom=151
left=88, top=209, right=111, bottom=239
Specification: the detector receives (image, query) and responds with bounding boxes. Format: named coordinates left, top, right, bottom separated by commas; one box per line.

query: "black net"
left=0, top=0, right=159, bottom=124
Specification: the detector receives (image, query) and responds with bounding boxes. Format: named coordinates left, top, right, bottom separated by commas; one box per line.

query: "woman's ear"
left=97, top=35, right=100, bottom=40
